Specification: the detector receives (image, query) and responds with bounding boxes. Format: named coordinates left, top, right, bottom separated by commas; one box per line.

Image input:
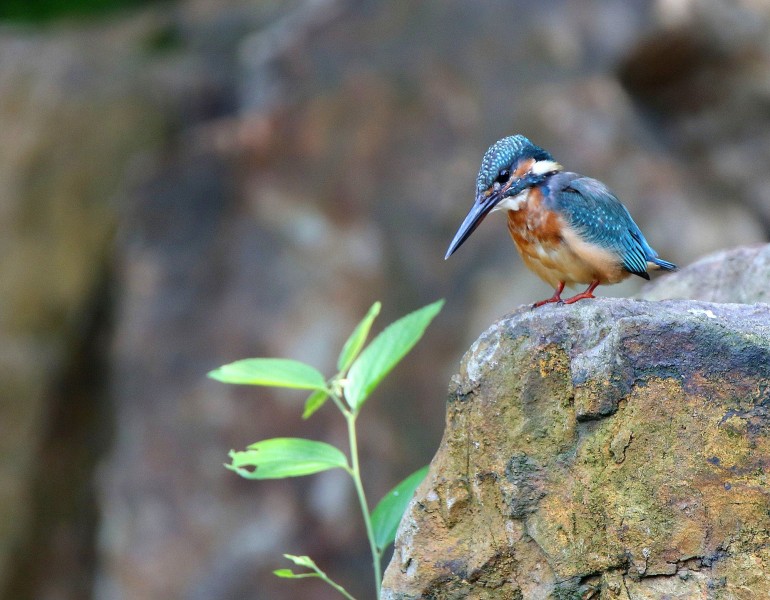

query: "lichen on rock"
left=383, top=298, right=770, bottom=599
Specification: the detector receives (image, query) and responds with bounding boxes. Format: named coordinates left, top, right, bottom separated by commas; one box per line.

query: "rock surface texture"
left=383, top=297, right=770, bottom=599
left=640, top=244, right=770, bottom=304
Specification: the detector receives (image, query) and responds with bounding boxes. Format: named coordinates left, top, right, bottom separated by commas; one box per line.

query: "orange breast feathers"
left=506, top=189, right=627, bottom=288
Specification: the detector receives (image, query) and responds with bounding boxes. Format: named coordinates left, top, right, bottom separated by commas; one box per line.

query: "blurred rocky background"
left=0, top=0, right=768, bottom=599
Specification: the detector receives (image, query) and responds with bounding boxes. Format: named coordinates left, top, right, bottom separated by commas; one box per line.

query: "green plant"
left=208, top=299, right=444, bottom=599
left=0, top=0, right=158, bottom=22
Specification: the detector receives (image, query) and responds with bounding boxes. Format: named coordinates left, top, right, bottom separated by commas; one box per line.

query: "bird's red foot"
left=562, top=280, right=600, bottom=304
left=533, top=281, right=566, bottom=308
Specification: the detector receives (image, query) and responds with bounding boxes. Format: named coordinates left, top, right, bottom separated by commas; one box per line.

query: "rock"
left=382, top=298, right=770, bottom=599
left=640, top=244, right=770, bottom=304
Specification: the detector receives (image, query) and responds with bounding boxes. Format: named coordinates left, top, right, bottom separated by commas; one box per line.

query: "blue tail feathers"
left=650, top=257, right=677, bottom=271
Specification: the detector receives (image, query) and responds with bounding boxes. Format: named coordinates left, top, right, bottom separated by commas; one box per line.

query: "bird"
left=445, top=135, right=677, bottom=306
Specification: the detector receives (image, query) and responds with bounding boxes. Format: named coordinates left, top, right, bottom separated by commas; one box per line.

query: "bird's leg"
left=533, top=281, right=566, bottom=308
left=563, top=280, right=600, bottom=304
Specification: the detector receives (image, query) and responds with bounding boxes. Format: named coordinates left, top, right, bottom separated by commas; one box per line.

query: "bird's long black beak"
left=444, top=189, right=502, bottom=259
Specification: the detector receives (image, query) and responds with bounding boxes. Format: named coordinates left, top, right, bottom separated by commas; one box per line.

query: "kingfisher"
left=445, top=135, right=677, bottom=306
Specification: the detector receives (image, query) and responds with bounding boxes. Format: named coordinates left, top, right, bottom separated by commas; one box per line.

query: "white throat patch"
left=492, top=189, right=530, bottom=212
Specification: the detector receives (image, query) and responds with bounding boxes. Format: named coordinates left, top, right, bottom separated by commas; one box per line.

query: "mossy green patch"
left=0, top=0, right=160, bottom=23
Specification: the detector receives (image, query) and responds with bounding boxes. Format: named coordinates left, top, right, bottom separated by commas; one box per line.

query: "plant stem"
left=328, top=388, right=350, bottom=416
left=315, top=570, right=357, bottom=600
left=328, top=385, right=381, bottom=598
left=345, top=411, right=382, bottom=598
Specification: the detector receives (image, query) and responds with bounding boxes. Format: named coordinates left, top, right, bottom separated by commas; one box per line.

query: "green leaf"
left=208, top=358, right=328, bottom=391
left=226, top=438, right=349, bottom=479
left=371, top=465, right=429, bottom=551
left=302, top=389, right=329, bottom=419
left=273, top=569, right=318, bottom=579
left=278, top=554, right=356, bottom=600
left=345, top=299, right=444, bottom=411
left=337, top=301, right=382, bottom=372
left=283, top=554, right=317, bottom=569
left=274, top=555, right=321, bottom=579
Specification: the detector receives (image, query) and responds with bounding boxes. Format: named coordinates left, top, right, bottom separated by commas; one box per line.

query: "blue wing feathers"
left=545, top=174, right=674, bottom=277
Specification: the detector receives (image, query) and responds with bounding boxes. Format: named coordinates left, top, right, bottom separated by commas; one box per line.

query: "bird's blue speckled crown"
left=476, top=135, right=553, bottom=192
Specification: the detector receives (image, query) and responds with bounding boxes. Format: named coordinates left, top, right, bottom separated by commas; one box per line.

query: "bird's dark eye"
left=496, top=169, right=510, bottom=184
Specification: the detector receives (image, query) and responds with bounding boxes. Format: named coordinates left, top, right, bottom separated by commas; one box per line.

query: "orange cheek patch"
left=512, top=158, right=535, bottom=178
